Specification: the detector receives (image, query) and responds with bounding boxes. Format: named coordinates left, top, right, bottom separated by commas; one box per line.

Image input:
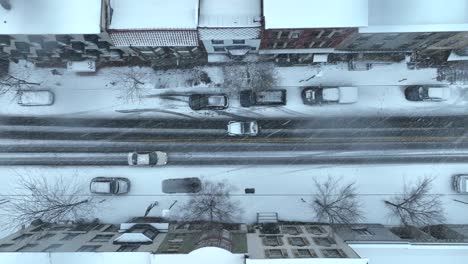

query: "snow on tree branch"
left=1, top=175, right=105, bottom=230
left=176, top=180, right=242, bottom=225
left=311, top=176, right=364, bottom=226
left=384, top=177, right=445, bottom=227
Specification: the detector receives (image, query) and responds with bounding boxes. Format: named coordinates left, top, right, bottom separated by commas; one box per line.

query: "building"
left=339, top=0, right=468, bottom=56
left=2, top=218, right=468, bottom=264
left=0, top=0, right=123, bottom=65
left=260, top=0, right=368, bottom=64
left=198, top=0, right=262, bottom=62
left=105, top=0, right=205, bottom=68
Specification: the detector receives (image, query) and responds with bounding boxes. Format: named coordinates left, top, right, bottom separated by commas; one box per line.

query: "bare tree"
left=222, top=63, right=278, bottom=95
left=177, top=180, right=242, bottom=224
left=0, top=60, right=41, bottom=95
left=1, top=175, right=105, bottom=230
left=112, top=67, right=149, bottom=102
left=308, top=176, right=364, bottom=226
left=245, top=63, right=277, bottom=92
left=384, top=177, right=445, bottom=227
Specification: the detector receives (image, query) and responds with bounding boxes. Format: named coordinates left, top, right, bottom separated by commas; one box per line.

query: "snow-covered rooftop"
left=109, top=0, right=199, bottom=30
left=361, top=0, right=468, bottom=33
left=199, top=0, right=261, bottom=28
left=0, top=0, right=102, bottom=35
left=263, top=0, right=368, bottom=29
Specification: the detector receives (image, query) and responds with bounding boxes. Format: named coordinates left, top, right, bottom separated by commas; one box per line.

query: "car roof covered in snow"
left=0, top=0, right=102, bottom=34
left=90, top=181, right=111, bottom=193
left=361, top=0, right=468, bottom=33
left=263, top=0, right=368, bottom=29
left=109, top=0, right=199, bottom=30
left=199, top=0, right=261, bottom=28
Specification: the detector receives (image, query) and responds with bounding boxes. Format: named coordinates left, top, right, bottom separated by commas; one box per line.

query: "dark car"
left=162, top=177, right=202, bottom=193
left=240, top=90, right=286, bottom=107
left=189, top=94, right=228, bottom=110
left=404, top=86, right=450, bottom=102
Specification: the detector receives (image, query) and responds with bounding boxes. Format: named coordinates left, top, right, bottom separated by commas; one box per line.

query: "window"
left=38, top=233, right=55, bottom=240
left=213, top=46, right=225, bottom=52
left=61, top=233, right=80, bottom=241
left=262, top=236, right=283, bottom=246
left=265, top=249, right=288, bottom=258
left=291, top=31, right=301, bottom=39
left=305, top=225, right=326, bottom=235
left=250, top=46, right=257, bottom=51
left=42, top=244, right=62, bottom=252
left=352, top=227, right=374, bottom=236
left=313, top=237, right=336, bottom=247
left=211, top=40, right=224, bottom=45
left=295, top=249, right=317, bottom=258
left=16, top=244, right=38, bottom=252
left=282, top=226, right=302, bottom=235
left=232, top=40, right=245, bottom=44
left=288, top=237, right=308, bottom=246
left=279, top=31, right=290, bottom=39
left=321, top=249, right=347, bottom=258
left=90, top=234, right=114, bottom=242
left=13, top=233, right=32, bottom=241
left=117, top=245, right=140, bottom=252
left=77, top=245, right=101, bottom=252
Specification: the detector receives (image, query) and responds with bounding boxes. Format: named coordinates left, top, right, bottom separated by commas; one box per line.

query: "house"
left=105, top=0, right=205, bottom=68
left=1, top=219, right=468, bottom=264
left=339, top=0, right=468, bottom=57
left=0, top=0, right=121, bottom=64
left=198, top=0, right=262, bottom=62
left=260, top=0, right=368, bottom=64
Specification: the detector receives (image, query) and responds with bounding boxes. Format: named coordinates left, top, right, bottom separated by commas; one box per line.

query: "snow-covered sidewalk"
left=2, top=61, right=467, bottom=119
left=0, top=163, right=466, bottom=230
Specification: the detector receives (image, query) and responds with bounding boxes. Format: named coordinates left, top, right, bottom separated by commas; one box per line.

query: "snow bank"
left=0, top=0, right=102, bottom=34
left=362, top=0, right=468, bottom=33
left=109, top=0, right=199, bottom=30
left=263, top=0, right=368, bottom=29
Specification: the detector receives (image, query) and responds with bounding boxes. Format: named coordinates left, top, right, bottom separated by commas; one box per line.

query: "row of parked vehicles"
left=90, top=176, right=202, bottom=195
left=89, top=173, right=468, bottom=196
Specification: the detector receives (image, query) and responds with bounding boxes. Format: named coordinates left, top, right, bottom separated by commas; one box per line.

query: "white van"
left=17, top=90, right=54, bottom=106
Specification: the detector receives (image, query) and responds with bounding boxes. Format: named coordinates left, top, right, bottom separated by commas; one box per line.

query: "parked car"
left=227, top=121, right=259, bottom=136
left=453, top=175, right=468, bottom=193
left=189, top=94, right=228, bottom=110
left=128, top=151, right=168, bottom=166
left=162, top=177, right=201, bottom=193
left=302, top=87, right=358, bottom=105
left=17, top=90, right=54, bottom=106
left=90, top=177, right=130, bottom=195
left=348, top=60, right=372, bottom=71
left=404, top=86, right=450, bottom=102
left=240, top=90, right=286, bottom=107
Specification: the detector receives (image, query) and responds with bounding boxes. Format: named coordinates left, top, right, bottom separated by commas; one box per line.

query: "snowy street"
left=1, top=61, right=467, bottom=120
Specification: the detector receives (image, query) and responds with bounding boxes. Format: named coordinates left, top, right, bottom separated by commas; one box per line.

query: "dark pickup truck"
left=240, top=89, right=287, bottom=107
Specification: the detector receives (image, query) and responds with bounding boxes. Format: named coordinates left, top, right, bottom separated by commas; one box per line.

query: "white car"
left=302, top=87, right=358, bottom=105
left=17, top=90, right=54, bottom=106
left=453, top=175, right=468, bottom=193
left=128, top=151, right=168, bottom=166
left=227, top=121, right=259, bottom=136
left=90, top=177, right=130, bottom=195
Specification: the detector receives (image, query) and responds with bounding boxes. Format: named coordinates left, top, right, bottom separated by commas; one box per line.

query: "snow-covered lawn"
left=1, top=163, right=467, bottom=239
left=1, top=60, right=466, bottom=119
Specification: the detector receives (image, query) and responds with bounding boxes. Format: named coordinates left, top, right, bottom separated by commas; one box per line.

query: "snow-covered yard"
left=1, top=60, right=466, bottom=119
